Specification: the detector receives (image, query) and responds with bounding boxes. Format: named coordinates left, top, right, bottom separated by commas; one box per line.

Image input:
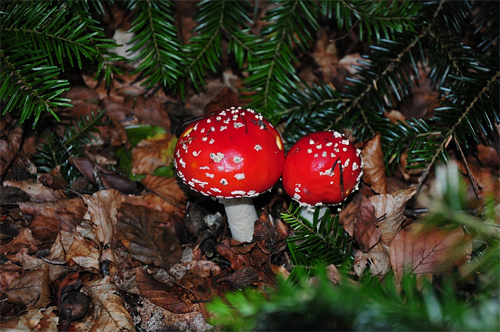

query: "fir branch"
left=182, top=0, right=253, bottom=91
left=32, top=110, right=105, bottom=183
left=125, top=0, right=183, bottom=89
left=320, top=0, right=422, bottom=43
left=470, top=0, right=499, bottom=52
left=246, top=0, right=319, bottom=120
left=282, top=203, right=352, bottom=277
left=0, top=48, right=71, bottom=126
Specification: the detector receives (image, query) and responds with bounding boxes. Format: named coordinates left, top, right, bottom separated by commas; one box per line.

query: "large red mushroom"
left=282, top=131, right=363, bottom=221
left=174, top=107, right=285, bottom=242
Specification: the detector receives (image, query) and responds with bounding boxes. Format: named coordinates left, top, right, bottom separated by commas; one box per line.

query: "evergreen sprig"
left=32, top=110, right=105, bottom=182
left=282, top=203, right=352, bottom=277
left=320, top=0, right=422, bottom=43
left=245, top=0, right=319, bottom=120
left=182, top=0, right=254, bottom=91
left=124, top=0, right=183, bottom=89
left=0, top=1, right=122, bottom=126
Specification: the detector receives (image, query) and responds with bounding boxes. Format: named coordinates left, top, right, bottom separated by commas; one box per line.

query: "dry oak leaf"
left=77, top=276, right=134, bottom=332
left=370, top=187, right=416, bottom=252
left=116, top=203, right=182, bottom=270
left=361, top=133, right=387, bottom=194
left=131, top=132, right=176, bottom=175
left=83, top=189, right=126, bottom=263
left=3, top=180, right=66, bottom=201
left=339, top=191, right=362, bottom=237
left=390, top=223, right=470, bottom=284
left=135, top=268, right=197, bottom=314
left=0, top=306, right=59, bottom=332
left=353, top=196, right=381, bottom=253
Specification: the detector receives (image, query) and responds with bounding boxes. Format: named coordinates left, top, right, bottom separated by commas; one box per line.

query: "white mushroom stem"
left=219, top=197, right=258, bottom=242
left=300, top=205, right=328, bottom=228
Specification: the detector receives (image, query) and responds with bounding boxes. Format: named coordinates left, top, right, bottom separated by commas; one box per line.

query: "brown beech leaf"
left=353, top=196, right=381, bottom=252
left=19, top=198, right=86, bottom=243
left=390, top=224, right=470, bottom=284
left=339, top=192, right=362, bottom=237
left=77, top=276, right=134, bottom=332
left=361, top=133, right=387, bottom=194
left=0, top=306, right=59, bottom=332
left=5, top=269, right=44, bottom=307
left=3, top=180, right=66, bottom=201
left=83, top=189, right=125, bottom=263
left=69, top=156, right=139, bottom=194
left=141, top=174, right=188, bottom=209
left=353, top=247, right=391, bottom=278
left=116, top=203, right=182, bottom=269
left=0, top=228, right=41, bottom=255
left=132, top=133, right=176, bottom=175
left=370, top=187, right=417, bottom=252
left=135, top=268, right=195, bottom=314
left=48, top=229, right=100, bottom=271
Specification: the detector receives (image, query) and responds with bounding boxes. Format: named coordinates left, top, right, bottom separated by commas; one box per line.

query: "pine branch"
left=125, top=0, right=183, bottom=89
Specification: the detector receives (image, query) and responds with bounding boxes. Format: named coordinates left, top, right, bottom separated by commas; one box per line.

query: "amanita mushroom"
left=174, top=107, right=285, bottom=242
left=282, top=131, right=363, bottom=221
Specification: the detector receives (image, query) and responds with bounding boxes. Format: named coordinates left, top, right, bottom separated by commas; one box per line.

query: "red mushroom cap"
left=282, top=131, right=363, bottom=206
left=174, top=107, right=285, bottom=198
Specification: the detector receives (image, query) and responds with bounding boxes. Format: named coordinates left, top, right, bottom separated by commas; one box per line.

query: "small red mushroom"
left=282, top=131, right=363, bottom=220
left=174, top=107, right=285, bottom=242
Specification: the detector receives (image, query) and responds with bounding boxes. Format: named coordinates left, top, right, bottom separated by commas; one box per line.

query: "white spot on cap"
left=220, top=126, right=228, bottom=131
left=322, top=151, right=327, bottom=157
left=343, top=147, right=348, bottom=152
left=326, top=142, right=333, bottom=146
left=211, top=187, right=222, bottom=193
left=220, top=178, right=228, bottom=185
left=178, top=158, right=186, bottom=168
left=352, top=162, right=359, bottom=171
left=309, top=139, right=315, bottom=145
left=334, top=131, right=342, bottom=138
left=210, top=152, right=224, bottom=162
left=205, top=173, right=214, bottom=178
left=199, top=166, right=210, bottom=170
left=294, top=193, right=301, bottom=200
left=191, top=178, right=208, bottom=188
left=234, top=173, right=245, bottom=180
left=308, top=149, right=312, bottom=153
left=234, top=122, right=244, bottom=128
left=320, top=168, right=334, bottom=176
left=202, top=137, right=208, bottom=141
left=342, top=139, right=350, bottom=145
left=344, top=158, right=350, bottom=168
left=232, top=190, right=246, bottom=196
left=233, top=156, right=243, bottom=163
left=192, top=150, right=201, bottom=156
left=316, top=144, right=322, bottom=149
left=209, top=139, right=215, bottom=144
left=254, top=144, right=262, bottom=151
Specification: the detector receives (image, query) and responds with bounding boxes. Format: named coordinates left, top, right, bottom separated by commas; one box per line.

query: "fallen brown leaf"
left=390, top=223, right=470, bottom=284
left=0, top=306, right=59, bottom=332
left=353, top=247, right=391, bottom=278
left=77, top=276, right=135, bottom=331
left=83, top=189, right=125, bottom=264
left=116, top=203, right=182, bottom=270
left=339, top=191, right=362, bottom=237
left=5, top=269, right=44, bottom=308
left=135, top=268, right=194, bottom=314
left=361, top=133, right=387, bottom=194
left=140, top=174, right=188, bottom=209
left=353, top=196, right=381, bottom=252
left=0, top=228, right=41, bottom=255
left=370, top=187, right=416, bottom=252
left=18, top=198, right=86, bottom=243
left=3, top=180, right=66, bottom=202
left=48, top=229, right=100, bottom=271
left=131, top=133, right=176, bottom=175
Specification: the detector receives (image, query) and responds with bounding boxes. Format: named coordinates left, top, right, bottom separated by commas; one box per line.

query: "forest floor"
left=0, top=2, right=499, bottom=332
